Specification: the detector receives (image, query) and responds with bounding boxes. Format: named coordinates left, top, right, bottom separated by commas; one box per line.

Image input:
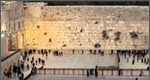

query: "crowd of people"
left=4, top=64, right=24, bottom=80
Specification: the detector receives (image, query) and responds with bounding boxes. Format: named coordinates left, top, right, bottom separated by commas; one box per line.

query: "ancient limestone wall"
left=25, top=3, right=149, bottom=51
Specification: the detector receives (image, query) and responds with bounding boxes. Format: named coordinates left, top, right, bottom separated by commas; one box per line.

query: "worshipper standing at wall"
left=73, top=49, right=75, bottom=54
left=87, top=69, right=89, bottom=77
left=82, top=50, right=84, bottom=54
left=94, top=50, right=96, bottom=55
left=89, top=49, right=92, bottom=54
left=111, top=50, right=113, bottom=55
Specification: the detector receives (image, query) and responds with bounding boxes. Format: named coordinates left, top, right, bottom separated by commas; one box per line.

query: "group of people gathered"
left=118, top=50, right=149, bottom=67
left=4, top=65, right=24, bottom=80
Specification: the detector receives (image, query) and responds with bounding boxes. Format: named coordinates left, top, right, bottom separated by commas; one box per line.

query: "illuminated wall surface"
left=17, top=32, right=23, bottom=48
left=1, top=35, right=8, bottom=59
left=24, top=3, right=149, bottom=50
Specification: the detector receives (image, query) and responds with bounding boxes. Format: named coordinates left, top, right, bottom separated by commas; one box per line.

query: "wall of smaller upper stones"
left=24, top=2, right=149, bottom=51
left=9, top=1, right=25, bottom=33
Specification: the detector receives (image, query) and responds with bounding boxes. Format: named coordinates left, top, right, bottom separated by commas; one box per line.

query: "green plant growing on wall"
left=129, top=31, right=138, bottom=48
left=94, top=43, right=101, bottom=48
left=114, top=31, right=121, bottom=41
left=102, top=30, right=109, bottom=40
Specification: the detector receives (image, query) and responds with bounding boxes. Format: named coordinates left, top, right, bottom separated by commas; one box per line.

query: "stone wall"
left=1, top=50, right=21, bottom=79
left=1, top=34, right=8, bottom=59
left=25, top=3, right=149, bottom=51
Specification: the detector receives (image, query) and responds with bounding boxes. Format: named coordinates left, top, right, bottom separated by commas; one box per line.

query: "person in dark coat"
left=27, top=58, right=29, bottom=62
left=94, top=50, right=96, bottom=55
left=27, top=64, right=29, bottom=70
left=82, top=50, right=84, bottom=54
left=7, top=71, right=10, bottom=78
left=46, top=53, right=48, bottom=58
left=111, top=50, right=113, bottom=54
left=89, top=49, right=92, bottom=54
left=135, top=78, right=138, bottom=80
left=144, top=58, right=146, bottom=63
left=87, top=70, right=89, bottom=77
left=95, top=69, right=98, bottom=78
left=32, top=57, right=34, bottom=62
left=36, top=60, right=38, bottom=65
left=38, top=58, right=41, bottom=64
left=21, top=64, right=24, bottom=71
left=32, top=63, right=35, bottom=67
left=125, top=53, right=126, bottom=58
left=73, top=49, right=75, bottom=54
left=132, top=59, right=135, bottom=65
left=141, top=58, right=143, bottom=63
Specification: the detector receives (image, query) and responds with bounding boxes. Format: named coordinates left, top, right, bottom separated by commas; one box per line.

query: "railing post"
left=54, top=68, right=55, bottom=75
left=131, top=69, right=132, bottom=76
left=73, top=69, right=74, bottom=75
left=82, top=69, right=84, bottom=75
left=102, top=69, right=103, bottom=75
left=112, top=69, right=113, bottom=75
left=44, top=69, right=46, bottom=74
left=63, top=69, right=65, bottom=75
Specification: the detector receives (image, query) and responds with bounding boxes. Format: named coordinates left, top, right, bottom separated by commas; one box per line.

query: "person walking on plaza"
left=27, top=58, right=29, bottom=62
left=87, top=70, right=89, bottom=77
left=141, top=58, right=143, bottom=63
left=32, top=63, right=35, bottom=67
left=32, top=57, right=34, bottom=62
left=27, top=64, right=29, bottom=70
left=132, top=59, right=135, bottom=65
left=46, top=52, right=48, bottom=58
left=42, top=53, right=44, bottom=57
left=144, top=58, right=146, bottom=64
left=38, top=58, right=41, bottom=64
left=36, top=60, right=38, bottom=65
left=127, top=57, right=129, bottom=63
left=82, top=50, right=84, bottom=54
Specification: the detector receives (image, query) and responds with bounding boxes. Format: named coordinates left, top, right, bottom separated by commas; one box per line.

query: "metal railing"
left=36, top=68, right=149, bottom=76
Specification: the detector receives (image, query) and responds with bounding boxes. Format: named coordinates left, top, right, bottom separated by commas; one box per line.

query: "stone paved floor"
left=25, top=53, right=118, bottom=68
left=28, top=75, right=149, bottom=80
left=119, top=54, right=149, bottom=69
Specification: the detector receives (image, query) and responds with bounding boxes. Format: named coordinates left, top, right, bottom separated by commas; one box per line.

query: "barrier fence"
left=36, top=68, right=149, bottom=76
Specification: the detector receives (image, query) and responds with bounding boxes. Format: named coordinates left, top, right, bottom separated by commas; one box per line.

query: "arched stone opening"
left=4, top=68, right=7, bottom=78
